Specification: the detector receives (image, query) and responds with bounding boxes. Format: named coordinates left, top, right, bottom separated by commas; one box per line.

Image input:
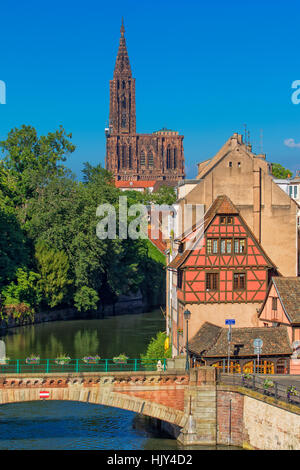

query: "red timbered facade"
left=167, top=195, right=279, bottom=355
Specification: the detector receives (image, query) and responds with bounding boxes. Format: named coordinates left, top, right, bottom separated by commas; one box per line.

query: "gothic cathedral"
left=105, top=21, right=185, bottom=182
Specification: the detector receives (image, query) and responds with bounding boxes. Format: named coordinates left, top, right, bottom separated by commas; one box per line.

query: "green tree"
left=141, top=331, right=171, bottom=365
left=35, top=241, right=73, bottom=308
left=74, top=286, right=99, bottom=312
left=82, top=162, right=113, bottom=185
left=0, top=125, right=75, bottom=209
left=151, top=185, right=177, bottom=205
left=1, top=268, right=41, bottom=309
left=0, top=208, right=29, bottom=288
left=271, top=163, right=292, bottom=179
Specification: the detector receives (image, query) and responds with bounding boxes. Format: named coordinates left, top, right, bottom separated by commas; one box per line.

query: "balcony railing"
left=218, top=372, right=300, bottom=408
left=0, top=358, right=167, bottom=375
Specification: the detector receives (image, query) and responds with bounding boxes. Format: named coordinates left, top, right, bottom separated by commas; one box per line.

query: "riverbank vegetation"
left=141, top=331, right=172, bottom=364
left=0, top=125, right=175, bottom=320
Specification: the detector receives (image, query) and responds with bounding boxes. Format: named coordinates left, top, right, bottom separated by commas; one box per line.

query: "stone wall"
left=243, top=395, right=300, bottom=450
left=217, top=390, right=245, bottom=446
left=217, top=386, right=300, bottom=449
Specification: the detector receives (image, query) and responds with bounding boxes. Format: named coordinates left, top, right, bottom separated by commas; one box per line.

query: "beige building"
left=166, top=133, right=299, bottom=356
left=177, top=133, right=298, bottom=277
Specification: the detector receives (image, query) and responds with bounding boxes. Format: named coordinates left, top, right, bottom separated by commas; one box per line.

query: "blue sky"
left=0, top=0, right=299, bottom=178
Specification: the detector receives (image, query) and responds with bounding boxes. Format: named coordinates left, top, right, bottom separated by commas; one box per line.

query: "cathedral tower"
left=105, top=21, right=185, bottom=182
left=109, top=19, right=136, bottom=135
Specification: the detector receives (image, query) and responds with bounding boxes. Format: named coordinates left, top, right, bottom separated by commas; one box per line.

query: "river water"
left=0, top=311, right=235, bottom=450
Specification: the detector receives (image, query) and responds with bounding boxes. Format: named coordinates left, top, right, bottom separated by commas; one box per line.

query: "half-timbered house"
left=167, top=195, right=279, bottom=356
left=258, top=277, right=300, bottom=373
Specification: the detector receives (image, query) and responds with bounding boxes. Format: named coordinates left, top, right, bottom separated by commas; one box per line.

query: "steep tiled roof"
left=167, top=194, right=276, bottom=270
left=188, top=322, right=222, bottom=355
left=189, top=322, right=292, bottom=357
left=273, top=277, right=300, bottom=323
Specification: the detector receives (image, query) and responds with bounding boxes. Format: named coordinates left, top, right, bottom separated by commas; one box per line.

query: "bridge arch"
left=0, top=373, right=188, bottom=429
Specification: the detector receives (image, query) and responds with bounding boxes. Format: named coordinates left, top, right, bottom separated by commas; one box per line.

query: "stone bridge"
left=0, top=367, right=217, bottom=445
left=0, top=367, right=300, bottom=449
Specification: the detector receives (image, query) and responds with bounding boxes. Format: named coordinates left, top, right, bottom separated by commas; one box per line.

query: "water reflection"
left=0, top=311, right=240, bottom=450
left=1, top=310, right=165, bottom=359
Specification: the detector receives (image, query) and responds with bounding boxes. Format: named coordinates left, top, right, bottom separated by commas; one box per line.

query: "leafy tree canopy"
left=271, top=163, right=293, bottom=179
left=35, top=241, right=72, bottom=308
left=0, top=127, right=168, bottom=316
left=0, top=125, right=75, bottom=206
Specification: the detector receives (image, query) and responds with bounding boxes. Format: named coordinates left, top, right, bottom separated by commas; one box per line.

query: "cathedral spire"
left=114, top=18, right=132, bottom=78
left=120, top=17, right=125, bottom=36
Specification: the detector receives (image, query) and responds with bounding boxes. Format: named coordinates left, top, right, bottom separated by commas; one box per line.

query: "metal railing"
left=0, top=358, right=167, bottom=374
left=218, top=372, right=300, bottom=408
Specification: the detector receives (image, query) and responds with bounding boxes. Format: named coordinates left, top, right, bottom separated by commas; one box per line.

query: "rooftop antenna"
left=260, top=129, right=263, bottom=154
left=247, top=130, right=251, bottom=148
left=243, top=124, right=247, bottom=145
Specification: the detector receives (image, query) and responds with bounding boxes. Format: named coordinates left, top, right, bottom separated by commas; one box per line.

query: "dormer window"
left=220, top=216, right=233, bottom=225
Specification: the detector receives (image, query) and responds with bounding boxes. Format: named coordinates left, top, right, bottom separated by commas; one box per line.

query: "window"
left=148, top=152, right=153, bottom=168
left=234, top=239, right=246, bottom=253
left=221, top=239, right=232, bottom=254
left=207, top=239, right=218, bottom=254
left=238, top=162, right=241, bottom=168
left=174, top=149, right=177, bottom=169
left=178, top=243, right=184, bottom=254
left=294, top=186, right=298, bottom=198
left=233, top=273, right=246, bottom=290
left=121, top=145, right=126, bottom=168
left=220, top=216, right=233, bottom=225
left=289, top=186, right=293, bottom=197
left=272, top=297, right=278, bottom=311
left=206, top=273, right=219, bottom=291
left=140, top=151, right=146, bottom=166
left=166, top=147, right=171, bottom=169
left=229, top=161, right=233, bottom=167
left=121, top=113, right=126, bottom=128
left=177, top=269, right=183, bottom=289
left=128, top=146, right=132, bottom=169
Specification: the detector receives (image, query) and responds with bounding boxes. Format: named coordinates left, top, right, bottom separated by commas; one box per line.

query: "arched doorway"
left=276, top=358, right=288, bottom=374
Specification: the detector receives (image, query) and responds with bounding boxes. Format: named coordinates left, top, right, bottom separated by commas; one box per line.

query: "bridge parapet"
left=6, top=367, right=299, bottom=449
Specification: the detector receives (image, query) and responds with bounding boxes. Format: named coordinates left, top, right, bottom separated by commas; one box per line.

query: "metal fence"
left=218, top=372, right=300, bottom=408
left=0, top=358, right=167, bottom=374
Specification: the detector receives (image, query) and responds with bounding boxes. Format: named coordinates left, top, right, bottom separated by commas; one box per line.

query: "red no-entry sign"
left=40, top=391, right=50, bottom=399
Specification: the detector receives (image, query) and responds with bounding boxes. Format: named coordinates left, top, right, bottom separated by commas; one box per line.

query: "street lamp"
left=184, top=309, right=191, bottom=371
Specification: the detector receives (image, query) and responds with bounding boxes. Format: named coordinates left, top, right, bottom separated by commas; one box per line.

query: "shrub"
left=141, top=331, right=171, bottom=367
